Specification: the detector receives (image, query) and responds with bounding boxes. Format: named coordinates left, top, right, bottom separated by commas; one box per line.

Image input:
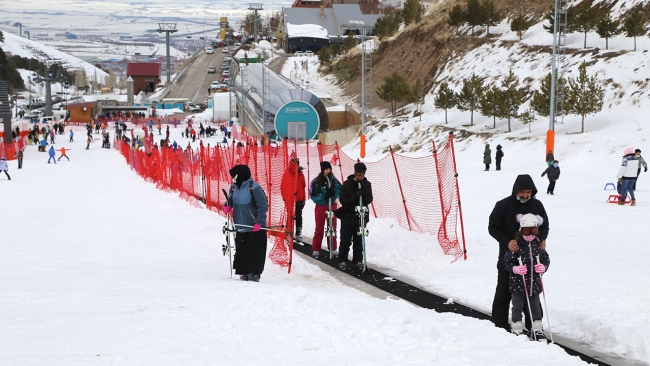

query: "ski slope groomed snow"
left=0, top=124, right=647, bottom=365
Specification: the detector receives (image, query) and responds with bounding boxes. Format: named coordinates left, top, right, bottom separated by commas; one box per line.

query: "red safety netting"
left=0, top=132, right=29, bottom=160
left=114, top=129, right=466, bottom=271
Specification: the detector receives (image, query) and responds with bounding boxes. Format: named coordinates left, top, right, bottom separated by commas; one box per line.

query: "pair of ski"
left=222, top=176, right=237, bottom=278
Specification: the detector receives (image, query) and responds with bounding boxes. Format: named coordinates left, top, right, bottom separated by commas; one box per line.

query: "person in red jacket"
left=281, top=152, right=306, bottom=243
left=57, top=147, right=71, bottom=161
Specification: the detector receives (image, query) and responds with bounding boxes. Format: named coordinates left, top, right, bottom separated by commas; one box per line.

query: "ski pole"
left=518, top=256, right=537, bottom=341
left=234, top=224, right=289, bottom=234
left=537, top=255, right=554, bottom=343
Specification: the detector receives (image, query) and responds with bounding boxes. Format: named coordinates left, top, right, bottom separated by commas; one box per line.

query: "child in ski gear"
left=0, top=158, right=10, bottom=180
left=224, top=164, right=268, bottom=282
left=483, top=144, right=491, bottom=171
left=617, top=148, right=639, bottom=206
left=503, top=213, right=550, bottom=341
left=495, top=145, right=504, bottom=171
left=334, top=162, right=372, bottom=270
left=69, top=130, right=74, bottom=142
left=488, top=174, right=550, bottom=333
left=546, top=150, right=554, bottom=167
left=48, top=146, right=56, bottom=164
left=541, top=160, right=560, bottom=195
left=86, top=136, right=94, bottom=150
left=280, top=152, right=306, bottom=244
left=309, top=160, right=342, bottom=258
left=57, top=147, right=71, bottom=161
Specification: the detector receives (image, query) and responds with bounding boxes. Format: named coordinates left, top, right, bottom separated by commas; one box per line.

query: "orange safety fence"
left=0, top=132, right=29, bottom=160
left=114, top=130, right=466, bottom=272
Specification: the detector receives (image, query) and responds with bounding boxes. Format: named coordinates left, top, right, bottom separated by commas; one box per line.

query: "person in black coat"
left=334, top=162, right=373, bottom=270
left=488, top=174, right=549, bottom=333
left=541, top=160, right=561, bottom=195
left=495, top=145, right=504, bottom=171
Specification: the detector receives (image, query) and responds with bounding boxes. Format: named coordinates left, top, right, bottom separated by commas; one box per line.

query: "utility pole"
left=13, top=22, right=22, bottom=37
left=157, top=23, right=178, bottom=84
left=248, top=3, right=263, bottom=43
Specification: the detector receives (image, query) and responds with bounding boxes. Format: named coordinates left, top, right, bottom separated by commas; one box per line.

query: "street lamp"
left=13, top=22, right=22, bottom=37
left=248, top=3, right=263, bottom=43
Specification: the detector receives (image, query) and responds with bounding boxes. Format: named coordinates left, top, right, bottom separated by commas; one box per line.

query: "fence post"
left=389, top=146, right=412, bottom=231
left=432, top=140, right=447, bottom=238
left=334, top=141, right=344, bottom=181
left=447, top=132, right=467, bottom=260
left=305, top=138, right=311, bottom=188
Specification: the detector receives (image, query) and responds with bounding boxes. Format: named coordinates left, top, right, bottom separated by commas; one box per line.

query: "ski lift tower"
left=157, top=23, right=178, bottom=84
left=547, top=0, right=568, bottom=157
left=248, top=3, right=263, bottom=43
left=344, top=20, right=373, bottom=158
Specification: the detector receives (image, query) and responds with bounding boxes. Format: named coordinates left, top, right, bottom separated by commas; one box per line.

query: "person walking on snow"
left=503, top=213, right=550, bottom=341
left=334, top=162, right=372, bottom=270
left=632, top=149, right=647, bottom=191
left=14, top=149, right=24, bottom=169
left=484, top=144, right=492, bottom=171
left=495, top=145, right=504, bottom=171
left=280, top=152, right=307, bottom=244
left=546, top=150, right=554, bottom=167
left=617, top=147, right=639, bottom=206
left=488, top=174, right=549, bottom=333
left=57, top=147, right=71, bottom=161
left=69, top=129, right=74, bottom=142
left=223, top=164, right=268, bottom=282
left=47, top=146, right=57, bottom=164
left=541, top=160, right=561, bottom=195
left=309, top=160, right=342, bottom=258
left=0, top=157, right=11, bottom=180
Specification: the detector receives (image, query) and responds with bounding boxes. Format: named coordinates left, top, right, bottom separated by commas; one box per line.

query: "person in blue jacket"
left=39, top=138, right=48, bottom=152
left=47, top=146, right=56, bottom=164
left=309, top=161, right=342, bottom=258
left=223, top=164, right=268, bottom=282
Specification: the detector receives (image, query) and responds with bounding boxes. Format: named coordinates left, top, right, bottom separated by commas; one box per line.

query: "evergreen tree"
left=567, top=62, right=604, bottom=133
left=448, top=4, right=465, bottom=34
left=402, top=0, right=425, bottom=26
left=596, top=10, right=621, bottom=50
left=456, top=74, right=484, bottom=125
left=343, top=33, right=357, bottom=51
left=393, top=73, right=412, bottom=113
left=0, top=30, right=4, bottom=42
left=481, top=0, right=501, bottom=36
left=511, top=14, right=531, bottom=40
left=571, top=5, right=602, bottom=49
left=623, top=7, right=647, bottom=51
left=530, top=73, right=552, bottom=117
left=479, top=84, right=501, bottom=128
left=498, top=70, right=526, bottom=132
left=410, top=79, right=426, bottom=120
left=377, top=72, right=410, bottom=115
left=519, top=109, right=536, bottom=133
left=465, top=0, right=484, bottom=36
left=0, top=47, right=23, bottom=93
left=318, top=45, right=331, bottom=65
left=433, top=82, right=457, bottom=124
left=373, top=12, right=403, bottom=40
left=330, top=42, right=343, bottom=57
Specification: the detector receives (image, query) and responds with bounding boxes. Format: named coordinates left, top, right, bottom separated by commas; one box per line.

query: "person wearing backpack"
left=223, top=164, right=269, bottom=282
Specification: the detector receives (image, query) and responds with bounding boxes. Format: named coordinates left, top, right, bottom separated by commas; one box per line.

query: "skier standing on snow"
left=57, top=147, right=71, bottom=161
left=334, top=162, right=372, bottom=270
left=503, top=213, right=550, bottom=340
left=488, top=174, right=549, bottom=333
left=14, top=149, right=24, bottom=169
left=541, top=160, right=560, bottom=195
left=495, top=144, right=504, bottom=171
left=69, top=129, right=74, bottom=142
left=280, top=152, right=306, bottom=244
left=617, top=147, right=639, bottom=206
left=309, top=161, right=342, bottom=258
left=223, top=164, right=268, bottom=282
left=483, top=144, right=492, bottom=171
left=0, top=157, right=11, bottom=180
left=632, top=149, right=647, bottom=191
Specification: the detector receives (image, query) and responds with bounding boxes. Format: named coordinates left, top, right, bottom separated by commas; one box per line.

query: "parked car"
left=222, top=75, right=230, bottom=83
left=305, top=50, right=313, bottom=56
left=295, top=51, right=304, bottom=56
left=222, top=63, right=229, bottom=71
left=222, top=47, right=229, bottom=54
left=224, top=55, right=233, bottom=62
left=205, top=47, right=214, bottom=54
left=210, top=81, right=221, bottom=90
left=208, top=66, right=216, bottom=73
left=234, top=42, right=242, bottom=48
left=187, top=102, right=202, bottom=112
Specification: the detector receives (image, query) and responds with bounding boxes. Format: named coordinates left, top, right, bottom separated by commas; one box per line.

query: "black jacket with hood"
left=334, top=174, right=373, bottom=219
left=488, top=174, right=549, bottom=263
